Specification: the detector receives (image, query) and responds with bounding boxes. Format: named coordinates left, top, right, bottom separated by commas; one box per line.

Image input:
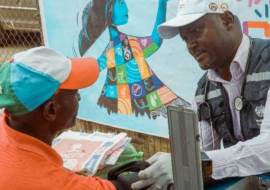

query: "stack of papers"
left=52, top=130, right=131, bottom=175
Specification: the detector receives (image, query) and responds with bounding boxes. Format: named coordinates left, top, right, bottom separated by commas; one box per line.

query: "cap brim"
left=158, top=13, right=206, bottom=39
left=59, top=57, right=99, bottom=90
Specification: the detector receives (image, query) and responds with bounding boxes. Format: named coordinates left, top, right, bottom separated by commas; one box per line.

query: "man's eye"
left=190, top=27, right=200, bottom=33
left=193, top=28, right=200, bottom=33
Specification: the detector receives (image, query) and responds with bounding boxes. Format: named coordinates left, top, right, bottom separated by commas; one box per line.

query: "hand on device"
left=131, top=152, right=173, bottom=190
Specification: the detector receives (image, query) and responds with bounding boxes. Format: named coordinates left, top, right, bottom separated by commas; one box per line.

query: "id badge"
left=234, top=96, right=244, bottom=111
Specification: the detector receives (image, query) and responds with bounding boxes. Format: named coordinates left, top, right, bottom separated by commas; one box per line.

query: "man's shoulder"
left=253, top=38, right=270, bottom=48
left=251, top=38, right=270, bottom=63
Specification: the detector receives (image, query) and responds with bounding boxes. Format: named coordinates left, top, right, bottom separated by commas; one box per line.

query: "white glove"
left=131, top=152, right=173, bottom=190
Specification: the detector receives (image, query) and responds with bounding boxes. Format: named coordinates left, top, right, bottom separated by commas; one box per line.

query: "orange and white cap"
left=0, top=46, right=99, bottom=115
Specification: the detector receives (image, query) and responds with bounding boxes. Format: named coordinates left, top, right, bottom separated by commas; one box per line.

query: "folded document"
left=52, top=130, right=131, bottom=175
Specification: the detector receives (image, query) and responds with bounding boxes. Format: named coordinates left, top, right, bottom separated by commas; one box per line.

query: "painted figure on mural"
left=78, top=0, right=189, bottom=119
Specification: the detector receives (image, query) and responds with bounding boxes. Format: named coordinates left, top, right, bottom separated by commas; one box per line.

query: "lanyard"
left=234, top=37, right=254, bottom=111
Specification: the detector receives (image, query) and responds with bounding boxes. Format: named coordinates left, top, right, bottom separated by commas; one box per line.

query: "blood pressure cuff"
left=108, top=161, right=151, bottom=190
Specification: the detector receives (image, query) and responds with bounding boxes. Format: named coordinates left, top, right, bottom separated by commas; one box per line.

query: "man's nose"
left=76, top=92, right=81, bottom=102
left=187, top=38, right=198, bottom=54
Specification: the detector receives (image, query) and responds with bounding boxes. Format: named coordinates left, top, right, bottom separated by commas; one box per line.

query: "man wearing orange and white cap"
left=131, top=0, right=270, bottom=189
left=0, top=47, right=142, bottom=190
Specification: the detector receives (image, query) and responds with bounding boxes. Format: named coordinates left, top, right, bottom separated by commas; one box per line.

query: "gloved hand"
left=110, top=172, right=145, bottom=190
left=131, top=152, right=173, bottom=190
left=108, top=161, right=151, bottom=190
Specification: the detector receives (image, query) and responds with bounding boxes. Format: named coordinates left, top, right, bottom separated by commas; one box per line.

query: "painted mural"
left=40, top=0, right=270, bottom=137
left=77, top=0, right=189, bottom=119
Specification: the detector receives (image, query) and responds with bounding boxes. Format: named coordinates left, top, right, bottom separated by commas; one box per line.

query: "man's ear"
left=43, top=100, right=58, bottom=122
left=220, top=11, right=234, bottom=31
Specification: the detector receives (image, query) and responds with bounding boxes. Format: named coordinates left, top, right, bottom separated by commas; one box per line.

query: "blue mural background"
left=40, top=0, right=270, bottom=137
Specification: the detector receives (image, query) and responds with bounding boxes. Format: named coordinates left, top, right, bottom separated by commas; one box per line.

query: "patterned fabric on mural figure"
left=78, top=0, right=190, bottom=119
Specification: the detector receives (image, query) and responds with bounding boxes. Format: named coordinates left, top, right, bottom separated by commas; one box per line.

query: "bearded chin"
left=207, top=58, right=214, bottom=69
left=198, top=57, right=214, bottom=70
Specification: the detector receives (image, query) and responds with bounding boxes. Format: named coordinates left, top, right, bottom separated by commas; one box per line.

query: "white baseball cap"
left=158, top=0, right=235, bottom=39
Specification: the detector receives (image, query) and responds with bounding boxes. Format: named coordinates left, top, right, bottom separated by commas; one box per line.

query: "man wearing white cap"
left=131, top=0, right=270, bottom=189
